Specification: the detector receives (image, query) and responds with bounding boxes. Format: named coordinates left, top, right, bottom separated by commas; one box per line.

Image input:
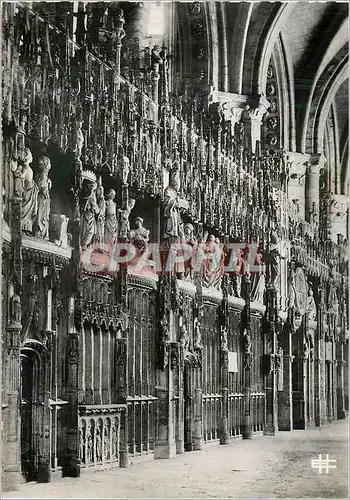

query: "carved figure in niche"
left=120, top=156, right=130, bottom=184
left=202, top=234, right=224, bottom=284
left=10, top=294, right=21, bottom=326
left=11, top=157, right=23, bottom=198
left=104, top=425, right=110, bottom=460
left=130, top=217, right=150, bottom=251
left=34, top=156, right=52, bottom=239
left=96, top=427, right=102, bottom=462
left=118, top=198, right=135, bottom=239
left=16, top=148, right=39, bottom=233
left=80, top=179, right=99, bottom=250
left=95, top=179, right=106, bottom=244
left=243, top=329, right=252, bottom=353
left=104, top=189, right=118, bottom=245
left=163, top=168, right=189, bottom=243
left=194, top=317, right=202, bottom=349
left=220, top=325, right=228, bottom=352
left=111, top=423, right=117, bottom=458
left=87, top=428, right=93, bottom=462
left=79, top=427, right=85, bottom=463
left=263, top=232, right=285, bottom=286
left=183, top=223, right=197, bottom=277
left=179, top=324, right=189, bottom=352
left=160, top=317, right=170, bottom=343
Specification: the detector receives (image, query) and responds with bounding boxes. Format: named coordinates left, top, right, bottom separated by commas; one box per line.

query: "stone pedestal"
left=3, top=326, right=22, bottom=492
left=193, top=382, right=203, bottom=450
left=154, top=362, right=176, bottom=459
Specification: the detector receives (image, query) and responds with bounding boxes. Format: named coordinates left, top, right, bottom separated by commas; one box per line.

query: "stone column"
left=305, top=154, right=325, bottom=224
left=115, top=337, right=128, bottom=467
left=242, top=274, right=252, bottom=440
left=62, top=296, right=80, bottom=478
left=315, top=284, right=326, bottom=426
left=3, top=324, right=22, bottom=492
left=192, top=365, right=203, bottom=450
left=37, top=339, right=53, bottom=483
left=154, top=363, right=176, bottom=459
left=3, top=195, right=23, bottom=492
left=154, top=312, right=176, bottom=459
left=220, top=348, right=229, bottom=444
left=278, top=322, right=293, bottom=431
left=263, top=285, right=278, bottom=436
left=336, top=342, right=347, bottom=419
left=240, top=95, right=270, bottom=153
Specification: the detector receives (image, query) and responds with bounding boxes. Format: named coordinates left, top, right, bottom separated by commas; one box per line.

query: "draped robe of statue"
left=104, top=189, right=118, bottom=245
left=163, top=183, right=183, bottom=242
left=17, top=149, right=38, bottom=233
left=95, top=183, right=106, bottom=244
left=35, top=156, right=52, bottom=239
left=80, top=180, right=99, bottom=250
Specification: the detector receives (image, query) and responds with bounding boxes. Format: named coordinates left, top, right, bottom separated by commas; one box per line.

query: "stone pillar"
left=278, top=323, right=293, bottom=431
left=154, top=363, right=176, bottom=459
left=242, top=274, right=252, bottom=440
left=264, top=285, right=278, bottom=436
left=3, top=325, right=22, bottom=492
left=240, top=95, right=270, bottom=153
left=154, top=314, right=176, bottom=459
left=336, top=342, right=347, bottom=419
left=37, top=334, right=54, bottom=483
left=192, top=366, right=203, bottom=450
left=3, top=195, right=23, bottom=492
left=305, top=154, right=325, bottom=224
left=171, top=342, right=184, bottom=454
left=62, top=296, right=80, bottom=478
left=315, top=284, right=326, bottom=426
left=115, top=337, right=128, bottom=467
left=220, top=349, right=229, bottom=444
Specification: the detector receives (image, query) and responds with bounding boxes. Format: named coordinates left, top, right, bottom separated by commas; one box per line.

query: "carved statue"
left=34, top=156, right=52, bottom=239
left=263, top=232, right=285, bottom=286
left=87, top=429, right=93, bottom=463
left=79, top=428, right=85, bottom=463
left=130, top=217, right=150, bottom=251
left=194, top=317, right=202, bottom=349
left=11, top=157, right=23, bottom=198
left=104, top=189, right=118, bottom=245
left=163, top=168, right=189, bottom=243
left=104, top=426, right=110, bottom=460
left=220, top=325, right=228, bottom=352
left=95, top=179, right=106, bottom=244
left=80, top=179, right=99, bottom=250
left=183, top=223, right=197, bottom=277
left=10, top=294, right=21, bottom=325
left=16, top=148, right=39, bottom=233
left=118, top=198, right=135, bottom=239
left=96, top=427, right=102, bottom=462
left=120, top=155, right=130, bottom=184
left=179, top=324, right=189, bottom=351
left=74, top=118, right=84, bottom=159
left=243, top=329, right=252, bottom=354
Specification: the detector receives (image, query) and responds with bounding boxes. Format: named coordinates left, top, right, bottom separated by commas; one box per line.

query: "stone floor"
left=4, top=419, right=348, bottom=499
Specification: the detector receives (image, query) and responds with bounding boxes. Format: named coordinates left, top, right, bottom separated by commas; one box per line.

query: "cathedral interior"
left=0, top=1, right=349, bottom=492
